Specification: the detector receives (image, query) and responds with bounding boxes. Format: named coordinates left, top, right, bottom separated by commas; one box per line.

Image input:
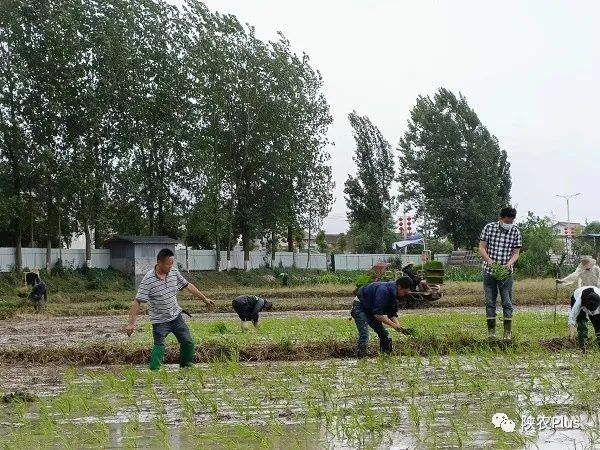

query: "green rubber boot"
left=179, top=342, right=196, bottom=368
left=577, top=319, right=588, bottom=347
left=149, top=345, right=165, bottom=371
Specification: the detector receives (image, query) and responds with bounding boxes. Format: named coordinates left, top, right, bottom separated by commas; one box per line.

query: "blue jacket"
left=356, top=281, right=399, bottom=317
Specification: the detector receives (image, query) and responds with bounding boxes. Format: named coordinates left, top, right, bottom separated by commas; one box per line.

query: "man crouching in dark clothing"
left=351, top=277, right=413, bottom=357
left=232, top=295, right=273, bottom=331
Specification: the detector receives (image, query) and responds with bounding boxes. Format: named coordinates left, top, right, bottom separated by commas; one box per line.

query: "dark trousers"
left=483, top=273, right=513, bottom=319
left=232, top=298, right=257, bottom=321
left=152, top=314, right=193, bottom=346
left=570, top=295, right=600, bottom=337
left=350, top=300, right=392, bottom=355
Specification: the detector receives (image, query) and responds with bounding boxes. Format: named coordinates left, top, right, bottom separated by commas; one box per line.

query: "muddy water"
left=0, top=355, right=596, bottom=449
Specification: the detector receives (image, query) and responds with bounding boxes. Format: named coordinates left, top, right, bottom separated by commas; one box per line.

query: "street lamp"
left=556, top=193, right=581, bottom=227
left=556, top=193, right=581, bottom=260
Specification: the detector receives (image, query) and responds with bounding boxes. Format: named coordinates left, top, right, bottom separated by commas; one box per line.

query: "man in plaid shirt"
left=479, top=207, right=522, bottom=341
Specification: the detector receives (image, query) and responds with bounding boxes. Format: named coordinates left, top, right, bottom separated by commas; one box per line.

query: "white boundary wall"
left=0, top=247, right=449, bottom=272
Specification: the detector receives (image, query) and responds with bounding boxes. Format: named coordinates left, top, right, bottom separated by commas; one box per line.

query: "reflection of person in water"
left=232, top=295, right=274, bottom=330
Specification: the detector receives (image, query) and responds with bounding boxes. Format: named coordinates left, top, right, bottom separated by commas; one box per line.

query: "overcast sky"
left=185, top=0, right=600, bottom=234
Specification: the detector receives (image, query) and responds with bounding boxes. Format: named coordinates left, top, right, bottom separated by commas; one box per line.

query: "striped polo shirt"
left=135, top=267, right=189, bottom=324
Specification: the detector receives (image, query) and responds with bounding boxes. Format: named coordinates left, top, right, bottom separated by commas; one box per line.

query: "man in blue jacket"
left=351, top=276, right=414, bottom=357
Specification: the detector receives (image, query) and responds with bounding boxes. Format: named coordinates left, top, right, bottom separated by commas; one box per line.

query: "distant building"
left=552, top=222, right=583, bottom=237
left=106, top=235, right=179, bottom=288
left=302, top=231, right=344, bottom=253
left=552, top=221, right=584, bottom=258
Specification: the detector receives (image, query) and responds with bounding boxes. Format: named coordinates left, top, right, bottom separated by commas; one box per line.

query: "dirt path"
left=0, top=305, right=571, bottom=348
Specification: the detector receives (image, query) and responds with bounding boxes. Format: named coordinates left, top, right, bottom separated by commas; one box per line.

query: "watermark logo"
left=521, top=415, right=581, bottom=432
left=491, top=413, right=516, bottom=433
left=492, top=413, right=582, bottom=433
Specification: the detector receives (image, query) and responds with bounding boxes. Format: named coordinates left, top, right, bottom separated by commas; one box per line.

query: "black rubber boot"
left=487, top=318, right=497, bottom=341
left=503, top=318, right=512, bottom=342
left=380, top=337, right=393, bottom=355
left=357, top=345, right=368, bottom=358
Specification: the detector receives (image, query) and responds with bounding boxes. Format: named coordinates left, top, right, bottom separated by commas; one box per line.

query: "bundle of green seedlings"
left=491, top=263, right=510, bottom=282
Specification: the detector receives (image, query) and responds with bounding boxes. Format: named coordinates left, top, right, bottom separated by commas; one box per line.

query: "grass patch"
left=0, top=312, right=586, bottom=366
left=0, top=267, right=132, bottom=295
left=0, top=277, right=575, bottom=317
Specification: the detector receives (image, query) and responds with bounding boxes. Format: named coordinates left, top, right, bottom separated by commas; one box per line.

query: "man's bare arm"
left=479, top=241, right=493, bottom=265
left=185, top=283, right=215, bottom=306
left=125, top=301, right=141, bottom=336
left=506, top=248, right=521, bottom=268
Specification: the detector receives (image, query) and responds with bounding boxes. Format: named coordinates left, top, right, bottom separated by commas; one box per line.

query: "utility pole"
left=556, top=193, right=580, bottom=260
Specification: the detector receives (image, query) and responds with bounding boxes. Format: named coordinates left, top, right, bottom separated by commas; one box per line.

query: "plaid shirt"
left=479, top=222, right=523, bottom=274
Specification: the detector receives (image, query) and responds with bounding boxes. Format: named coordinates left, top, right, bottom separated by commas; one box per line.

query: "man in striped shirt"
left=125, top=248, right=214, bottom=370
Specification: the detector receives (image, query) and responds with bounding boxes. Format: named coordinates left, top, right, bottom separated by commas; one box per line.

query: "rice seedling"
left=4, top=311, right=600, bottom=448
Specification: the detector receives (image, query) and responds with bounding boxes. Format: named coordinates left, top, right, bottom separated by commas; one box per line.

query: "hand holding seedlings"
left=397, top=326, right=416, bottom=336
left=125, top=322, right=136, bottom=337
left=490, top=263, right=510, bottom=282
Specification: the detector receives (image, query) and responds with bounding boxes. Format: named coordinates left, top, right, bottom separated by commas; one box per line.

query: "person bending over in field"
left=231, top=295, right=273, bottom=331
left=568, top=286, right=600, bottom=347
left=557, top=255, right=600, bottom=288
left=350, top=276, right=413, bottom=357
left=125, top=248, right=215, bottom=370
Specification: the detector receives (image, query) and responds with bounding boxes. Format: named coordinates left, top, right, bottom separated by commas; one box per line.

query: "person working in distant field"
left=402, top=264, right=429, bottom=292
left=231, top=295, right=274, bottom=331
left=479, top=207, right=523, bottom=341
left=125, top=248, right=215, bottom=370
left=351, top=277, right=414, bottom=357
left=557, top=256, right=600, bottom=288
left=568, top=286, right=600, bottom=347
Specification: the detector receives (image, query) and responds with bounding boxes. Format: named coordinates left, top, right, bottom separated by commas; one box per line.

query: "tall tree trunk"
left=94, top=222, right=101, bottom=249
left=148, top=205, right=155, bottom=236
left=46, top=200, right=53, bottom=270
left=215, top=238, right=221, bottom=272
left=242, top=224, right=250, bottom=271
left=8, top=84, right=23, bottom=271
left=15, top=228, right=22, bottom=272
left=306, top=212, right=312, bottom=269
left=29, top=192, right=34, bottom=248
left=184, top=235, right=189, bottom=273
left=46, top=238, right=52, bottom=271
left=157, top=192, right=164, bottom=236
left=225, top=197, right=234, bottom=271
left=287, top=225, right=293, bottom=252
left=57, top=209, right=62, bottom=261
left=84, top=222, right=92, bottom=268
left=271, top=228, right=276, bottom=268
